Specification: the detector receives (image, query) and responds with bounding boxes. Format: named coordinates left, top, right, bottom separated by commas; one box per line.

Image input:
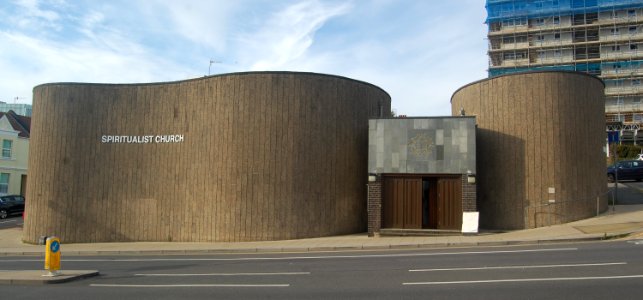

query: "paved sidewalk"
left=1, top=204, right=643, bottom=257
left=1, top=204, right=642, bottom=285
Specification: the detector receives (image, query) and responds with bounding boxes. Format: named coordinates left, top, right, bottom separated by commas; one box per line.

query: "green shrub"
left=609, top=144, right=642, bottom=165
left=617, top=144, right=642, bottom=159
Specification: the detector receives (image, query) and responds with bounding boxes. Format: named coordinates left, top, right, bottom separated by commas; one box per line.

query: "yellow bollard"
left=44, top=236, right=61, bottom=277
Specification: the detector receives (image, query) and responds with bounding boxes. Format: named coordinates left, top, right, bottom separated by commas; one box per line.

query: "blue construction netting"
left=488, top=59, right=643, bottom=77
left=486, top=0, right=643, bottom=23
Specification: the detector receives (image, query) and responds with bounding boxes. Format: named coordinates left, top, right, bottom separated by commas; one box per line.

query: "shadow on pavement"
left=608, top=182, right=643, bottom=205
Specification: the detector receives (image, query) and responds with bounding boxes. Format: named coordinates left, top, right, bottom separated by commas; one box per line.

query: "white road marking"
left=403, top=275, right=643, bottom=286
left=90, top=283, right=290, bottom=288
left=135, top=272, right=310, bottom=276
left=409, top=262, right=627, bottom=272
left=0, top=247, right=578, bottom=262
left=0, top=219, right=18, bottom=224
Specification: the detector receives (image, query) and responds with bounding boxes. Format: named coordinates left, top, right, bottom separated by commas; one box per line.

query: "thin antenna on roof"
left=208, top=59, right=222, bottom=76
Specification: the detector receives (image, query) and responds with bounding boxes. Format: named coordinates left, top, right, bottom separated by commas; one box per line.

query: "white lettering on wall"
left=101, top=135, right=184, bottom=144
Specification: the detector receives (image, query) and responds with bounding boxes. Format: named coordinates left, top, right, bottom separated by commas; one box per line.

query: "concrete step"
left=379, top=228, right=462, bottom=237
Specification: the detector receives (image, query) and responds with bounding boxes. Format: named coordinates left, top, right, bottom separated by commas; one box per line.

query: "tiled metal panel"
left=451, top=71, right=608, bottom=230
left=368, top=117, right=476, bottom=175
left=23, top=72, right=390, bottom=243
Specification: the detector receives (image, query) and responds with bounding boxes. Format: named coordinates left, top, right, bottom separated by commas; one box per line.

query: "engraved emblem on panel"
left=408, top=133, right=434, bottom=159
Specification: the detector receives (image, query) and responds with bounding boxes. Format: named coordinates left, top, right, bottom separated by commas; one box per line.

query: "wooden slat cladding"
left=451, top=71, right=607, bottom=230
left=403, top=179, right=422, bottom=229
left=23, top=72, right=390, bottom=243
left=382, top=177, right=404, bottom=228
left=437, top=178, right=462, bottom=230
left=383, top=177, right=421, bottom=229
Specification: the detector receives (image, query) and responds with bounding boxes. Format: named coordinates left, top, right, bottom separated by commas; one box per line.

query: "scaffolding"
left=487, top=0, right=643, bottom=23
left=486, top=0, right=643, bottom=130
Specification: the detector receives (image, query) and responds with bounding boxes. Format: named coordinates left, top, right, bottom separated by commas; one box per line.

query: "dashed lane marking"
left=409, top=262, right=627, bottom=272
left=90, top=283, right=290, bottom=288
left=403, top=275, right=643, bottom=286
left=135, top=272, right=310, bottom=276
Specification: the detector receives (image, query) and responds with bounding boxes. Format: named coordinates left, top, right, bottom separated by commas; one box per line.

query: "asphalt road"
left=0, top=216, right=22, bottom=230
left=0, top=240, right=642, bottom=299
left=610, top=181, right=643, bottom=205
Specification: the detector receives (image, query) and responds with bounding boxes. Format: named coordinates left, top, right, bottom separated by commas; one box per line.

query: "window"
left=633, top=79, right=641, bottom=85
left=612, top=45, right=621, bottom=51
left=502, top=18, right=527, bottom=27
left=629, top=9, right=636, bottom=17
left=2, top=140, right=11, bottom=159
left=536, top=35, right=545, bottom=41
left=553, top=16, right=560, bottom=25
left=554, top=33, right=561, bottom=39
left=630, top=26, right=637, bottom=33
left=503, top=36, right=515, bottom=44
left=534, top=18, right=545, bottom=26
left=631, top=44, right=638, bottom=50
left=553, top=50, right=562, bottom=57
left=0, top=173, right=8, bottom=195
left=613, top=80, right=625, bottom=88
left=611, top=27, right=620, bottom=35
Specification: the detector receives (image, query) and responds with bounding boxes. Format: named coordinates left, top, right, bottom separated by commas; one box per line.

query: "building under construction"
left=486, top=0, right=643, bottom=143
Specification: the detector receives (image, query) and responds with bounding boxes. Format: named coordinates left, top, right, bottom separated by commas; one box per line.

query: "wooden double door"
left=382, top=176, right=462, bottom=230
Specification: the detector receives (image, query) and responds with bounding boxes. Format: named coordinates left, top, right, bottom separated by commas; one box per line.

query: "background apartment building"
left=486, top=0, right=643, bottom=144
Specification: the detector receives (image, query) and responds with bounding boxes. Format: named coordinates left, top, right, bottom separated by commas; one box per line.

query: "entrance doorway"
left=382, top=175, right=462, bottom=230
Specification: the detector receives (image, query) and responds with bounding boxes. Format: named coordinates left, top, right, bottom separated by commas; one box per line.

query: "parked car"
left=607, top=160, right=643, bottom=182
left=0, top=195, right=25, bottom=219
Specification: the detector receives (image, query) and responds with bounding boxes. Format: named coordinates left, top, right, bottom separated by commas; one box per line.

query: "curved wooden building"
left=24, top=72, right=390, bottom=243
left=451, top=71, right=607, bottom=230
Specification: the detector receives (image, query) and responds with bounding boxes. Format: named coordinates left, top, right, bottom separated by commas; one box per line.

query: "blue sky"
left=0, top=0, right=488, bottom=116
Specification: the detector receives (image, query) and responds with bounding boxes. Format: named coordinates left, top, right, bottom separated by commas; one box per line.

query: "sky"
left=0, top=0, right=488, bottom=116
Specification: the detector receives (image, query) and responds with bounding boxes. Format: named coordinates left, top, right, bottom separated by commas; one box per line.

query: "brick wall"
left=367, top=179, right=382, bottom=237
left=461, top=174, right=477, bottom=212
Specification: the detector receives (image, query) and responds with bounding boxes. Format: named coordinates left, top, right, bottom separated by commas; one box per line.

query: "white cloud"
left=144, top=0, right=241, bottom=53
left=244, top=0, right=352, bottom=70
left=0, top=0, right=490, bottom=115
left=12, top=0, right=64, bottom=31
left=0, top=30, right=192, bottom=103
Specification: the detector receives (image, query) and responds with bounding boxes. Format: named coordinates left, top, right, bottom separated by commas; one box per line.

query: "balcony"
left=529, top=37, right=570, bottom=47
left=500, top=58, right=530, bottom=67
left=605, top=85, right=643, bottom=96
left=600, top=31, right=643, bottom=42
left=500, top=42, right=530, bottom=50
left=605, top=102, right=643, bottom=113
left=601, top=68, right=643, bottom=78
left=601, top=50, right=643, bottom=60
